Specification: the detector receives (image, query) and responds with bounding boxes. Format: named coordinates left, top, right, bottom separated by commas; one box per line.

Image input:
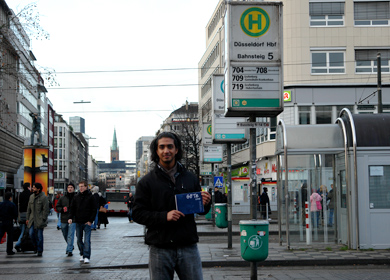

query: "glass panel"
left=356, top=68, right=372, bottom=73
left=329, top=68, right=345, bottom=73
left=328, top=15, right=342, bottom=20
left=340, top=170, right=347, bottom=208
left=311, top=21, right=326, bottom=26
left=357, top=61, right=370, bottom=66
left=316, top=106, right=332, bottom=124
left=312, top=53, right=327, bottom=67
left=354, top=20, right=370, bottom=25
left=312, top=69, right=327, bottom=74
left=299, top=112, right=311, bottom=124
left=369, top=166, right=390, bottom=209
left=311, top=15, right=326, bottom=20
left=279, top=154, right=336, bottom=246
left=372, top=20, right=388, bottom=25
left=329, top=53, right=344, bottom=67
left=328, top=21, right=343, bottom=25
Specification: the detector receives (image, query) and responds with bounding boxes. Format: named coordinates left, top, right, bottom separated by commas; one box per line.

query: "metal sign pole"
left=250, top=115, right=258, bottom=280
left=211, top=163, right=216, bottom=227
left=227, top=144, right=233, bottom=249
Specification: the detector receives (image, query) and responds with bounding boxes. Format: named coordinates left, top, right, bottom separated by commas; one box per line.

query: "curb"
left=69, top=258, right=390, bottom=271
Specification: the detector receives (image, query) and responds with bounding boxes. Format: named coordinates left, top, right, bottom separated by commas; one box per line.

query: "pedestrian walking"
left=327, top=184, right=335, bottom=227
left=310, top=189, right=322, bottom=228
left=26, top=182, right=50, bottom=257
left=97, top=193, right=109, bottom=229
left=15, top=182, right=32, bottom=252
left=55, top=183, right=76, bottom=256
left=127, top=192, right=134, bottom=222
left=68, top=180, right=97, bottom=264
left=53, top=191, right=62, bottom=230
left=260, top=187, right=272, bottom=220
left=91, top=186, right=100, bottom=230
left=0, top=192, right=18, bottom=255
left=214, top=187, right=223, bottom=203
left=133, top=132, right=211, bottom=280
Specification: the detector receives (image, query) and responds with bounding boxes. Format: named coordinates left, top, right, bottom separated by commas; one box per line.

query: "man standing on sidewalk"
left=133, top=132, right=211, bottom=280
left=68, top=180, right=97, bottom=264
left=56, top=183, right=76, bottom=256
left=127, top=192, right=134, bottom=223
left=0, top=192, right=18, bottom=255
left=26, top=183, right=50, bottom=257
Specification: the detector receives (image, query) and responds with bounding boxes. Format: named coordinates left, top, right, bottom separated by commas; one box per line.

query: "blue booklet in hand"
left=175, top=192, right=204, bottom=215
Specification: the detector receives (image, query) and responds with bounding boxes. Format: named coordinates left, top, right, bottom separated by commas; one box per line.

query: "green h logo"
left=240, top=7, right=270, bottom=37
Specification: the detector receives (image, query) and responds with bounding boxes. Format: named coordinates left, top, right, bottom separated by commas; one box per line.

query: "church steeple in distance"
left=110, top=128, right=119, bottom=162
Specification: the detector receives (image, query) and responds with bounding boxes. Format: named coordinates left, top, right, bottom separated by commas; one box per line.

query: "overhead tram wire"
left=46, top=83, right=200, bottom=90
left=57, top=109, right=173, bottom=114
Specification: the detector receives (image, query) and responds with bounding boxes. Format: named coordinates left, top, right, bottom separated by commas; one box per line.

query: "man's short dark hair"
left=150, top=132, right=183, bottom=163
left=67, top=183, right=75, bottom=189
left=23, top=182, right=30, bottom=191
left=34, top=182, right=43, bottom=191
left=79, top=180, right=88, bottom=187
left=5, top=192, right=12, bottom=201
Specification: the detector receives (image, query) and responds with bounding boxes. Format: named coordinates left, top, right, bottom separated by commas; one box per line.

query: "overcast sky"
left=6, top=0, right=220, bottom=162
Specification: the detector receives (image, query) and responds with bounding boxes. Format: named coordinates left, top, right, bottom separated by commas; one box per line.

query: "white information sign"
left=203, top=145, right=223, bottom=163
left=212, top=75, right=247, bottom=143
left=237, top=122, right=270, bottom=128
left=224, top=1, right=283, bottom=117
left=200, top=163, right=212, bottom=175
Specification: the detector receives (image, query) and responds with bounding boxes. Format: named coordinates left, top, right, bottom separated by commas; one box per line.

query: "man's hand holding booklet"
left=175, top=192, right=205, bottom=215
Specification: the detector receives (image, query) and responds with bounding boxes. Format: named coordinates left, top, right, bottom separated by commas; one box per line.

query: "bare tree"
left=179, top=119, right=201, bottom=178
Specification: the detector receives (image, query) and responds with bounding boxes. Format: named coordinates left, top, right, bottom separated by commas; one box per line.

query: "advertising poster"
left=23, top=149, right=33, bottom=186
left=35, top=148, right=49, bottom=195
left=24, top=148, right=49, bottom=194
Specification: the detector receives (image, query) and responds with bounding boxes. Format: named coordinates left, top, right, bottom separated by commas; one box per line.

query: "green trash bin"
left=205, top=208, right=212, bottom=220
left=215, top=203, right=228, bottom=228
left=240, top=220, right=269, bottom=262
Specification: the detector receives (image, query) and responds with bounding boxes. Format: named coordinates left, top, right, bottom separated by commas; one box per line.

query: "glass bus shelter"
left=276, top=108, right=390, bottom=249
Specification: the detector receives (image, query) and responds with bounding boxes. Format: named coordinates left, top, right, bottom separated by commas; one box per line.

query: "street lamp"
left=73, top=100, right=91, bottom=104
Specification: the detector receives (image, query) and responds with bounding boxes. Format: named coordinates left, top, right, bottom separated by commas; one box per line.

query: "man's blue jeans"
left=29, top=226, right=44, bottom=252
left=61, top=222, right=76, bottom=253
left=15, top=223, right=26, bottom=247
left=57, top=213, right=61, bottom=228
left=75, top=223, right=92, bottom=259
left=92, top=209, right=98, bottom=229
left=329, top=208, right=334, bottom=226
left=149, top=244, right=203, bottom=280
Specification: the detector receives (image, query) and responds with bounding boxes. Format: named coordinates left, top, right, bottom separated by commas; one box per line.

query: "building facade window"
left=299, top=106, right=311, bottom=124
left=316, top=106, right=332, bottom=124
left=309, top=2, right=345, bottom=26
left=354, top=1, right=390, bottom=26
left=355, top=49, right=390, bottom=73
left=311, top=50, right=345, bottom=74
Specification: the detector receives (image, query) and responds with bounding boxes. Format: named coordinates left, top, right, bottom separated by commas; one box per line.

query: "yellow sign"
left=240, top=7, right=270, bottom=37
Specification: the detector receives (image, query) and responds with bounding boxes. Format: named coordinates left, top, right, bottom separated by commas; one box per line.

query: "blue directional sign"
left=214, top=176, right=224, bottom=188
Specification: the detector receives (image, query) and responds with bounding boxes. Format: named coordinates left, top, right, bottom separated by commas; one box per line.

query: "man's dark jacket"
left=56, top=192, right=75, bottom=223
left=19, top=189, right=31, bottom=212
left=214, top=190, right=224, bottom=203
left=0, top=200, right=17, bottom=224
left=133, top=163, right=211, bottom=248
left=69, top=190, right=97, bottom=224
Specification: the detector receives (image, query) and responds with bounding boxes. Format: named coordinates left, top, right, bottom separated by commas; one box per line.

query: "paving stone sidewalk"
left=1, top=215, right=389, bottom=270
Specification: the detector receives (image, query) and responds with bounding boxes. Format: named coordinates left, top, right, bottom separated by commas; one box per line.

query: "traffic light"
left=120, top=176, right=122, bottom=180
